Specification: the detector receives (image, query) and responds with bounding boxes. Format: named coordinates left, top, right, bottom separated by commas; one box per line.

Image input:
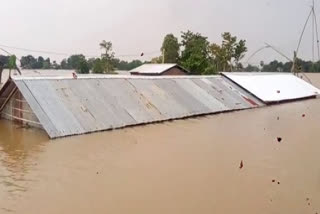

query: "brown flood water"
left=1, top=75, right=320, bottom=214
left=306, top=73, right=320, bottom=88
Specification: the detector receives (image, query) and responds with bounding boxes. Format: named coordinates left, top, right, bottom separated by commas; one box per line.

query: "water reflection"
left=0, top=120, right=48, bottom=203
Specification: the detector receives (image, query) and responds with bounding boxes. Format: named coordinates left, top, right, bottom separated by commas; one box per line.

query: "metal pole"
left=312, top=0, right=315, bottom=62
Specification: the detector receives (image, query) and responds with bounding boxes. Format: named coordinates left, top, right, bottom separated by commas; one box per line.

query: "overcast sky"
left=0, top=0, right=318, bottom=64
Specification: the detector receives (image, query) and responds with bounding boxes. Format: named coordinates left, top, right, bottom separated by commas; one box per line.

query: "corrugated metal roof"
left=222, top=72, right=320, bottom=103
left=5, top=75, right=263, bottom=138
left=130, top=64, right=179, bottom=74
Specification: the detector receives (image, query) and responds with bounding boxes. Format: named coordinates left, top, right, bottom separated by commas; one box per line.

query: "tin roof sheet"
left=222, top=72, right=320, bottom=103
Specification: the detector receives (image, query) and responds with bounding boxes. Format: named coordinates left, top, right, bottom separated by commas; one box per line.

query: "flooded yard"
left=1, top=74, right=320, bottom=213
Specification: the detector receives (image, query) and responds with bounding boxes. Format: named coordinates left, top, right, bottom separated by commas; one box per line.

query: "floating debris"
left=277, top=137, right=282, bottom=143
left=239, top=160, right=244, bottom=169
left=277, top=181, right=280, bottom=185
left=302, top=114, right=306, bottom=118
left=277, top=117, right=280, bottom=120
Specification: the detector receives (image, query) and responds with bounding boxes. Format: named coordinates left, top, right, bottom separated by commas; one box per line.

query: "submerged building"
left=0, top=72, right=319, bottom=139
left=0, top=74, right=264, bottom=138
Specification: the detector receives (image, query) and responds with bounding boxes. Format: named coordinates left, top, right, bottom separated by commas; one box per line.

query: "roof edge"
left=12, top=74, right=220, bottom=81
left=129, top=64, right=190, bottom=75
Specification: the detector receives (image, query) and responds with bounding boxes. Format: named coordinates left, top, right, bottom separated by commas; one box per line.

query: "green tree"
left=262, top=60, right=284, bottom=72
left=210, top=43, right=228, bottom=72
left=92, top=58, right=104, bottom=74
left=20, top=55, right=37, bottom=69
left=87, top=58, right=96, bottom=70
left=125, top=60, right=143, bottom=70
left=43, top=58, right=51, bottom=69
left=161, top=34, right=180, bottom=63
left=67, top=55, right=86, bottom=69
left=244, top=64, right=259, bottom=72
left=76, top=58, right=90, bottom=74
left=36, top=56, right=45, bottom=69
left=234, top=39, right=247, bottom=69
left=20, top=55, right=51, bottom=69
left=52, top=61, right=61, bottom=69
left=151, top=56, right=163, bottom=64
left=99, top=40, right=115, bottom=73
left=112, top=58, right=143, bottom=70
left=210, top=32, right=247, bottom=71
left=180, top=30, right=213, bottom=75
left=60, top=59, right=70, bottom=69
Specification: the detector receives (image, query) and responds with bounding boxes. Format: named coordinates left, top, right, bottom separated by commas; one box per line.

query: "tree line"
left=0, top=42, right=144, bottom=74
left=0, top=31, right=248, bottom=75
left=0, top=54, right=143, bottom=74
left=1, top=30, right=320, bottom=75
left=245, top=59, right=320, bottom=73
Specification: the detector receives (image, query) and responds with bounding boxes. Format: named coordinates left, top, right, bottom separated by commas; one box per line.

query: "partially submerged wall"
left=1, top=90, right=42, bottom=128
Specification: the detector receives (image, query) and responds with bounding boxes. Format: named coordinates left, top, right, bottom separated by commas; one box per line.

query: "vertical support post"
left=291, top=51, right=297, bottom=75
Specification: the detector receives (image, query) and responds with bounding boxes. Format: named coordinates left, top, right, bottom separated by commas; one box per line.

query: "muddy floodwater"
left=1, top=75, right=320, bottom=213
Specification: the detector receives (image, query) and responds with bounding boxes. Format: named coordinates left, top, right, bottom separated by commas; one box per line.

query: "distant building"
left=130, top=64, right=188, bottom=76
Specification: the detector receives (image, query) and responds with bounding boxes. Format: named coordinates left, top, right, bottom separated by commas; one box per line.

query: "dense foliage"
left=156, top=31, right=248, bottom=74
left=1, top=30, right=319, bottom=75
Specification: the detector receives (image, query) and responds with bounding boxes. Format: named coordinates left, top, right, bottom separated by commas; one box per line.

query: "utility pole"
left=293, top=1, right=319, bottom=76
left=312, top=0, right=315, bottom=62
left=291, top=51, right=297, bottom=75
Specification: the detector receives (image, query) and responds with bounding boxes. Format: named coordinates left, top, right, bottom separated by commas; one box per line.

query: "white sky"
left=0, top=0, right=318, bottom=64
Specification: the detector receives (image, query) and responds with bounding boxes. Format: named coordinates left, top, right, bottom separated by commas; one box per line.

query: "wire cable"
left=297, top=8, right=313, bottom=54
left=0, top=43, right=160, bottom=59
left=313, top=7, right=320, bottom=61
